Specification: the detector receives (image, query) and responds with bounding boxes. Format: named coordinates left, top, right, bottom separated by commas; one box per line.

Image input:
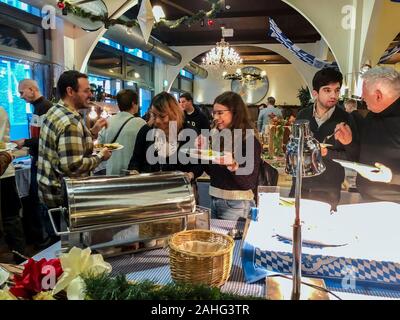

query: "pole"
left=291, top=125, right=304, bottom=300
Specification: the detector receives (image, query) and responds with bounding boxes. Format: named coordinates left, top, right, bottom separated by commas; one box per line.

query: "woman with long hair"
left=128, top=92, right=202, bottom=179
left=200, top=91, right=261, bottom=221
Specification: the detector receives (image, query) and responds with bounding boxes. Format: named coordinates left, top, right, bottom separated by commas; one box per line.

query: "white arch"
left=169, top=43, right=320, bottom=92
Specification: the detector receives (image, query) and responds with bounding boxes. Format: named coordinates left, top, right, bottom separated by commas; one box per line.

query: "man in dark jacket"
left=335, top=66, right=400, bottom=202
left=179, top=92, right=210, bottom=135
left=290, top=68, right=358, bottom=211
left=344, top=98, right=365, bottom=135
left=15, top=79, right=52, bottom=246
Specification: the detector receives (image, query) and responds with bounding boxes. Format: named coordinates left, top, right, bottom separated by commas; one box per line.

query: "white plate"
left=180, top=148, right=223, bottom=161
left=333, top=159, right=377, bottom=172
left=0, top=142, right=17, bottom=152
left=94, top=144, right=124, bottom=152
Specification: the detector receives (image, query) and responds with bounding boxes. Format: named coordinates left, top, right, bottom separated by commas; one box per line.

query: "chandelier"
left=223, top=68, right=268, bottom=90
left=202, top=30, right=242, bottom=69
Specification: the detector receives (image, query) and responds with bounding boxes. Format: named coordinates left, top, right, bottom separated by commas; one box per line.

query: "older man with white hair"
left=335, top=66, right=400, bottom=202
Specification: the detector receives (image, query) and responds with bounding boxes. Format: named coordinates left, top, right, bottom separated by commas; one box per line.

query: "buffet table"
left=32, top=218, right=400, bottom=300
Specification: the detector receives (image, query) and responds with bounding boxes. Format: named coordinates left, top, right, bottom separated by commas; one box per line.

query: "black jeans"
left=0, top=176, right=26, bottom=258
left=27, top=161, right=53, bottom=240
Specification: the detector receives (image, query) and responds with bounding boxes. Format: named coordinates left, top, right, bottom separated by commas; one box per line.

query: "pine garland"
left=83, top=273, right=264, bottom=300
left=56, top=0, right=222, bottom=30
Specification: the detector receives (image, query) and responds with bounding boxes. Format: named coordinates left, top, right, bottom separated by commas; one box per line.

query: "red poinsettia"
left=9, top=258, right=63, bottom=299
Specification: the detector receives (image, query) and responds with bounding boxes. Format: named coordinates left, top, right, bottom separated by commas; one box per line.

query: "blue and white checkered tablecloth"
left=108, top=219, right=265, bottom=298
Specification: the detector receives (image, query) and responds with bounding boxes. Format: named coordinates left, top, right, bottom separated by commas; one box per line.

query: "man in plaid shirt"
left=38, top=71, right=111, bottom=210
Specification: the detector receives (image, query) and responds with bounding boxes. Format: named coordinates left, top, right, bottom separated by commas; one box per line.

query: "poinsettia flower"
left=9, top=258, right=63, bottom=299
left=53, top=247, right=111, bottom=299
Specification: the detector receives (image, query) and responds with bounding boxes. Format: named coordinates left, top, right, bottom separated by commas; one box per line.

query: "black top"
left=204, top=132, right=262, bottom=197
left=24, top=96, right=52, bottom=161
left=350, top=110, right=365, bottom=136
left=292, top=105, right=359, bottom=202
left=356, top=97, right=400, bottom=202
left=128, top=124, right=203, bottom=178
left=184, top=106, right=210, bottom=135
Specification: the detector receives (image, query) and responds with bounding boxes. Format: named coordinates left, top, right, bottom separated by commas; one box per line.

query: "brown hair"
left=213, top=91, right=258, bottom=140
left=151, top=91, right=184, bottom=130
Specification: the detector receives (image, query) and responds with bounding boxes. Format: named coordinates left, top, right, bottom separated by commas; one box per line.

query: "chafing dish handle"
left=48, top=207, right=71, bottom=236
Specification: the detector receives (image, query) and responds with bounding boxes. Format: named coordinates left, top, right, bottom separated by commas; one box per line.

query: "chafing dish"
left=48, top=171, right=210, bottom=257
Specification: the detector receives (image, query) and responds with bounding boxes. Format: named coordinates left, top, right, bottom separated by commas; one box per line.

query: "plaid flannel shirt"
left=38, top=100, right=103, bottom=207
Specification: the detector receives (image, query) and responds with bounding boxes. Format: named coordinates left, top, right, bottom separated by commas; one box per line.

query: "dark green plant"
left=297, top=87, right=312, bottom=109
left=83, top=273, right=264, bottom=300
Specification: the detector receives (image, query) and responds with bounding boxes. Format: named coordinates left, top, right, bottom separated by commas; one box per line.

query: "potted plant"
left=297, top=87, right=312, bottom=109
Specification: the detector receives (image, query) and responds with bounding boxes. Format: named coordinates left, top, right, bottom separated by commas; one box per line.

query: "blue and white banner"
left=379, top=44, right=400, bottom=63
left=268, top=17, right=338, bottom=69
left=269, top=17, right=400, bottom=69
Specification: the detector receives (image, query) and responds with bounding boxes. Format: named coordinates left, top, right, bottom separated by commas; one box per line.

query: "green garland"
left=57, top=0, right=222, bottom=30
left=83, top=273, right=264, bottom=300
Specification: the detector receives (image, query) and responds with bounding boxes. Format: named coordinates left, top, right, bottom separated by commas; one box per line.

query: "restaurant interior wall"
left=193, top=64, right=307, bottom=106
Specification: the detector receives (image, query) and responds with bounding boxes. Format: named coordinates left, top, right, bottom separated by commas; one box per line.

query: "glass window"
left=99, top=37, right=122, bottom=51
left=180, top=69, right=194, bottom=80
left=172, top=77, right=179, bottom=90
left=126, top=57, right=152, bottom=85
left=0, top=13, right=46, bottom=54
left=180, top=77, right=193, bottom=93
left=124, top=47, right=153, bottom=63
left=0, top=0, right=41, bottom=17
left=0, top=56, right=32, bottom=139
left=89, top=45, right=123, bottom=75
left=139, top=88, right=152, bottom=117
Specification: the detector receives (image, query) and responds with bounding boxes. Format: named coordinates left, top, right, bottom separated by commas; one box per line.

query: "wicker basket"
left=168, top=229, right=234, bottom=287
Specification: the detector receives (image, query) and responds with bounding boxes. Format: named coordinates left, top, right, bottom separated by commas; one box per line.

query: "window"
left=124, top=47, right=153, bottom=63
left=139, top=88, right=152, bottom=117
left=180, top=69, right=194, bottom=80
left=0, top=56, right=32, bottom=139
left=0, top=0, right=41, bottom=17
left=99, top=37, right=122, bottom=51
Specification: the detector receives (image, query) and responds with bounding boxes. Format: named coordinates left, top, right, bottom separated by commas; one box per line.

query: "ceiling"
left=124, top=1, right=400, bottom=66
left=124, top=0, right=321, bottom=65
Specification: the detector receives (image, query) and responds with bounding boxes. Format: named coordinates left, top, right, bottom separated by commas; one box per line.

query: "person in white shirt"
left=98, top=89, right=146, bottom=175
left=257, top=97, right=282, bottom=133
left=0, top=106, right=26, bottom=263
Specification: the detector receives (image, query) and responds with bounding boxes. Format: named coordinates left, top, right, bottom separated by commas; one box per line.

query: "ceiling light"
left=223, top=67, right=268, bottom=90
left=152, top=5, right=165, bottom=22
left=202, top=27, right=242, bottom=69
left=134, top=72, right=140, bottom=78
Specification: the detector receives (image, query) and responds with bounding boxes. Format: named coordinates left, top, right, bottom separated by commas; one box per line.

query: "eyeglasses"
left=212, top=110, right=231, bottom=116
left=150, top=112, right=167, bottom=119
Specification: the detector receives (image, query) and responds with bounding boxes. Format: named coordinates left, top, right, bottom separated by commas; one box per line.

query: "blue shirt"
left=257, top=105, right=283, bottom=132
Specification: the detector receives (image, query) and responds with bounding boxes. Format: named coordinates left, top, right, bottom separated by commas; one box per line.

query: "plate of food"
left=0, top=142, right=17, bottom=152
left=180, top=148, right=223, bottom=161
left=333, top=159, right=377, bottom=172
left=94, top=143, right=124, bottom=152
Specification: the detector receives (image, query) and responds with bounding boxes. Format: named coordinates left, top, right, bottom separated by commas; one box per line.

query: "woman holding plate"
left=198, top=91, right=261, bottom=221
left=128, top=92, right=203, bottom=181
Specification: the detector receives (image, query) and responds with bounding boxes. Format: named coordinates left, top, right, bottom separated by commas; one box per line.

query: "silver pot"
left=51, top=171, right=195, bottom=232
left=285, top=120, right=326, bottom=177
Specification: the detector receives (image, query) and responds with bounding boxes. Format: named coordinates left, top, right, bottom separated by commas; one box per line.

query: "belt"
left=209, top=186, right=254, bottom=201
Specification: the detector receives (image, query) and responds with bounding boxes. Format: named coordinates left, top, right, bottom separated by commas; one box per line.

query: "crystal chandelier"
left=202, top=29, right=242, bottom=69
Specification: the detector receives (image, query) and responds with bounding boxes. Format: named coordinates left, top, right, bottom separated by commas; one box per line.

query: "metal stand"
left=291, top=124, right=304, bottom=300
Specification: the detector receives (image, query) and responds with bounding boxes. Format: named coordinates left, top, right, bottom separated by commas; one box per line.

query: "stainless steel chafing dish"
left=48, top=171, right=210, bottom=257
